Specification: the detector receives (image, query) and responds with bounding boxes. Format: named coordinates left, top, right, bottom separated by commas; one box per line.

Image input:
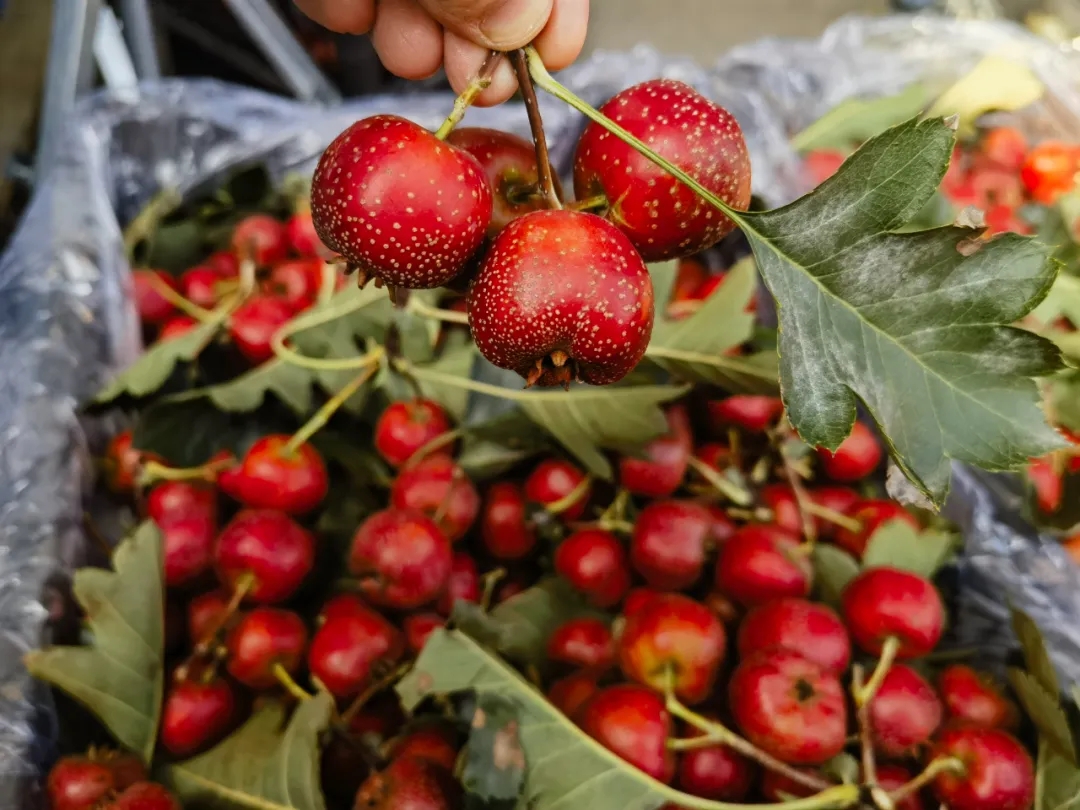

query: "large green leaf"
left=459, top=692, right=526, bottom=809
left=860, top=520, right=956, bottom=578
left=1036, top=738, right=1080, bottom=810
left=1012, top=606, right=1061, bottom=697
left=159, top=691, right=333, bottom=810
left=398, top=630, right=858, bottom=810
left=741, top=117, right=1064, bottom=506
left=25, top=522, right=165, bottom=762
left=1008, top=669, right=1078, bottom=764
left=790, top=83, right=931, bottom=152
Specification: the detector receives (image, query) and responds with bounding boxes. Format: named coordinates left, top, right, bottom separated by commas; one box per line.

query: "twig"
left=285, top=355, right=382, bottom=453
left=888, top=757, right=964, bottom=805
left=856, top=636, right=900, bottom=708
left=510, top=49, right=561, bottom=210
left=546, top=475, right=592, bottom=516
left=686, top=456, right=754, bottom=506
left=340, top=662, right=414, bottom=727
left=273, top=663, right=313, bottom=702
left=435, top=51, right=502, bottom=140
left=778, top=443, right=818, bottom=546
left=145, top=272, right=216, bottom=323
left=407, top=296, right=470, bottom=325
left=853, top=665, right=892, bottom=810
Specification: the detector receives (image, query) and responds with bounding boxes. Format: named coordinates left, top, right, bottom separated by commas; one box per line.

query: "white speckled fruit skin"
left=574, top=79, right=752, bottom=263
left=467, top=209, right=655, bottom=386
left=310, top=114, right=493, bottom=289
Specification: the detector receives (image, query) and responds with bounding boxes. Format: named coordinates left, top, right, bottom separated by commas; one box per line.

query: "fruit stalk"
left=407, top=296, right=470, bottom=326
left=776, top=443, right=818, bottom=546
left=855, top=635, right=900, bottom=707
left=402, top=427, right=465, bottom=470
left=139, top=455, right=234, bottom=486
left=339, top=661, right=413, bottom=727
left=284, top=353, right=383, bottom=453
left=851, top=664, right=891, bottom=810
left=176, top=573, right=255, bottom=681
left=686, top=456, right=753, bottom=506
left=887, top=756, right=965, bottom=804
left=270, top=295, right=387, bottom=371
left=510, top=49, right=562, bottom=210
left=145, top=273, right=215, bottom=323
left=434, top=50, right=502, bottom=140
left=272, top=662, right=313, bottom=702
left=545, top=474, right=593, bottom=517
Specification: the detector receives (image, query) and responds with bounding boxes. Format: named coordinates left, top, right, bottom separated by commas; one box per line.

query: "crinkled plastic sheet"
left=2, top=14, right=1080, bottom=805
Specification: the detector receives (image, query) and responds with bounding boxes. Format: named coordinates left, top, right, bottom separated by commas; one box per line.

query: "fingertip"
left=294, top=0, right=376, bottom=34
left=372, top=0, right=444, bottom=80
left=443, top=34, right=518, bottom=107
left=532, top=0, right=589, bottom=71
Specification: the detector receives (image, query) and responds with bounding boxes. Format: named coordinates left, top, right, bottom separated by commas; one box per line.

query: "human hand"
left=293, top=0, right=589, bottom=106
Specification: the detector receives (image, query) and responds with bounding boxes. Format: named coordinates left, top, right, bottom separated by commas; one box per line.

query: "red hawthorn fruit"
left=817, top=421, right=882, bottom=481
left=573, top=79, right=751, bottom=262
left=467, top=209, right=654, bottom=387
left=388, top=725, right=460, bottom=772
left=931, top=727, right=1035, bottom=810
left=704, top=503, right=738, bottom=546
left=47, top=756, right=116, bottom=810
left=404, top=612, right=445, bottom=654
left=523, top=458, right=591, bottom=521
left=979, top=127, right=1028, bottom=171
left=308, top=606, right=404, bottom=698
left=693, top=441, right=732, bottom=479
left=132, top=269, right=178, bottom=324
left=374, top=399, right=452, bottom=468
left=553, top=528, right=631, bottom=609
left=809, top=486, right=861, bottom=539
left=147, top=480, right=216, bottom=524
left=180, top=266, right=222, bottom=310
left=737, top=597, right=851, bottom=675
left=228, top=294, right=295, bottom=365
left=547, top=670, right=600, bottom=719
left=265, top=258, right=322, bottom=311
left=232, top=214, right=289, bottom=267
left=729, top=649, right=847, bottom=765
left=578, top=684, right=675, bottom=782
left=1029, top=455, right=1064, bottom=513
left=714, top=524, right=812, bottom=606
left=1021, top=141, right=1080, bottom=204
left=218, top=435, right=328, bottom=515
left=804, top=149, right=847, bottom=186
left=759, top=484, right=803, bottom=535
left=101, top=752, right=149, bottom=793
left=547, top=617, right=616, bottom=670
left=286, top=208, right=324, bottom=257
left=311, top=114, right=492, bottom=289
left=676, top=723, right=755, bottom=802
left=446, top=127, right=560, bottom=236
left=108, top=782, right=182, bottom=810
left=868, top=664, right=942, bottom=757
left=618, top=592, right=726, bottom=705
left=318, top=593, right=370, bottom=625
left=214, top=509, right=315, bottom=604
left=630, top=499, right=714, bottom=590
left=480, top=482, right=536, bottom=561
left=103, top=429, right=150, bottom=495
left=984, top=203, right=1032, bottom=236
left=187, top=590, right=233, bottom=645
left=390, top=455, right=479, bottom=543
left=707, top=395, right=784, bottom=434
left=355, top=755, right=464, bottom=810
left=349, top=508, right=453, bottom=609
left=622, top=587, right=664, bottom=619
left=618, top=405, right=693, bottom=498
left=970, top=167, right=1024, bottom=210
left=436, top=552, right=481, bottom=616
left=938, top=664, right=1018, bottom=730
left=876, top=765, right=925, bottom=810
left=160, top=676, right=236, bottom=757
left=225, top=607, right=308, bottom=689
left=161, top=515, right=217, bottom=587
left=157, top=315, right=197, bottom=341
left=834, top=498, right=920, bottom=559
left=841, top=567, right=944, bottom=658
left=207, top=250, right=240, bottom=278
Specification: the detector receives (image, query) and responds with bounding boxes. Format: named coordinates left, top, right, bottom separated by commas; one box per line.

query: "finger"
left=417, top=0, right=553, bottom=50
left=532, top=0, right=588, bottom=71
left=442, top=32, right=519, bottom=107
left=293, top=0, right=376, bottom=34
left=371, top=0, right=445, bottom=80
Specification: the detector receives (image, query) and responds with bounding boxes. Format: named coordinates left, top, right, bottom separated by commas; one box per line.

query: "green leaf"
left=927, top=55, right=1044, bottom=135
left=1011, top=606, right=1061, bottom=697
left=1031, top=273, right=1080, bottom=331
left=1008, top=669, right=1077, bottom=763
left=24, top=522, right=165, bottom=762
left=812, top=544, right=860, bottom=608
left=94, top=319, right=222, bottom=403
left=459, top=692, right=526, bottom=809
left=742, top=116, right=1065, bottom=506
left=1036, top=737, right=1080, bottom=810
left=413, top=342, right=477, bottom=422
left=647, top=260, right=679, bottom=311
left=159, top=691, right=333, bottom=810
left=1051, top=373, right=1080, bottom=434
left=399, top=630, right=857, bottom=810
left=645, top=257, right=780, bottom=394
left=860, top=520, right=957, bottom=578
left=457, top=411, right=552, bottom=480
left=791, top=83, right=931, bottom=152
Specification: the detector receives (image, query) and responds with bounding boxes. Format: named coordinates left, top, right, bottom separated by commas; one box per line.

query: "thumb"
left=416, top=0, right=553, bottom=50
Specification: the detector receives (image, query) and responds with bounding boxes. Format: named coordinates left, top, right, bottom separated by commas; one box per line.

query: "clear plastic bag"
left=2, top=13, right=1080, bottom=803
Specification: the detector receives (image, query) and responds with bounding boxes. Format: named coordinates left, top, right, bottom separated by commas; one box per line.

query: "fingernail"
left=479, top=0, right=551, bottom=49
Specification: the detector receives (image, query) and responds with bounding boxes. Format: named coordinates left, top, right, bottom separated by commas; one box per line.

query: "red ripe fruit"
left=228, top=294, right=295, bottom=365
left=318, top=593, right=369, bottom=625
left=404, top=612, right=445, bottom=654
left=759, top=484, right=802, bottom=535
left=714, top=524, right=812, bottom=606
left=842, top=567, right=944, bottom=658
left=573, top=79, right=751, bottom=262
left=311, top=114, right=492, bottom=289
left=286, top=208, right=323, bottom=257
left=157, top=316, right=196, bottom=341
left=355, top=755, right=464, bottom=810
left=349, top=508, right=453, bottom=609
left=1021, top=140, right=1080, bottom=204
left=436, top=552, right=480, bottom=616
left=834, top=498, right=920, bottom=559
left=876, top=765, right=926, bottom=810
left=804, top=149, right=846, bottom=185
left=554, top=528, right=630, bottom=609
left=938, top=664, right=1018, bottom=730
left=622, top=587, right=664, bottom=619
left=737, top=597, right=850, bottom=675
left=103, top=429, right=148, bottom=495
left=980, top=126, right=1028, bottom=171
left=187, top=590, right=233, bottom=644
left=225, top=607, right=308, bottom=689
left=547, top=670, right=600, bottom=719
left=729, top=649, right=847, bottom=764
left=218, top=434, right=328, bottom=515
left=480, top=481, right=536, bottom=561
left=446, top=127, right=559, bottom=236
left=630, top=499, right=714, bottom=590
left=677, top=724, right=754, bottom=802
left=160, top=676, right=235, bottom=757
left=618, top=405, right=692, bottom=498
left=100, top=752, right=148, bottom=792
left=1029, top=455, right=1064, bottom=513
left=47, top=756, right=115, bottom=810
left=388, top=725, right=460, bottom=772
left=179, top=266, right=222, bottom=310
left=809, top=486, right=861, bottom=539
left=707, top=395, right=784, bottom=433
left=161, top=516, right=217, bottom=588
left=523, top=459, right=591, bottom=521
left=147, top=480, right=216, bottom=524
left=207, top=250, right=239, bottom=278
left=578, top=684, right=675, bottom=782
left=374, top=399, right=452, bottom=468
left=231, top=214, right=289, bottom=267
left=390, top=455, right=479, bottom=543
left=868, top=663, right=942, bottom=757
left=931, top=727, right=1035, bottom=810
left=308, top=606, right=404, bottom=698
left=109, top=782, right=181, bottom=810
left=265, top=258, right=322, bottom=312
left=817, top=421, right=882, bottom=481
left=132, top=269, right=178, bottom=324
left=618, top=592, right=726, bottom=704
left=467, top=209, right=654, bottom=387
left=547, top=617, right=616, bottom=670
left=214, top=509, right=315, bottom=603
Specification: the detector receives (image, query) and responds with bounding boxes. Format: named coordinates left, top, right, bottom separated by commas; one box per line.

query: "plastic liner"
left=1, top=12, right=1079, bottom=804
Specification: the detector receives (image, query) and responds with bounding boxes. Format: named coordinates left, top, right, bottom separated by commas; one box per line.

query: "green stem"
left=145, top=273, right=215, bottom=323
left=396, top=359, right=576, bottom=402
left=273, top=663, right=313, bottom=702
left=511, top=49, right=562, bottom=210
left=318, top=261, right=337, bottom=306
left=568, top=193, right=609, bottom=213
left=686, top=456, right=753, bottom=506
left=123, top=189, right=183, bottom=260
left=271, top=293, right=385, bottom=371
left=284, top=354, right=383, bottom=453
left=887, top=757, right=964, bottom=804
left=434, top=50, right=502, bottom=140
left=140, top=456, right=234, bottom=486
left=852, top=665, right=885, bottom=807
left=403, top=427, right=464, bottom=470
left=546, top=474, right=592, bottom=516
left=408, top=296, right=470, bottom=326
left=856, top=635, right=901, bottom=707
